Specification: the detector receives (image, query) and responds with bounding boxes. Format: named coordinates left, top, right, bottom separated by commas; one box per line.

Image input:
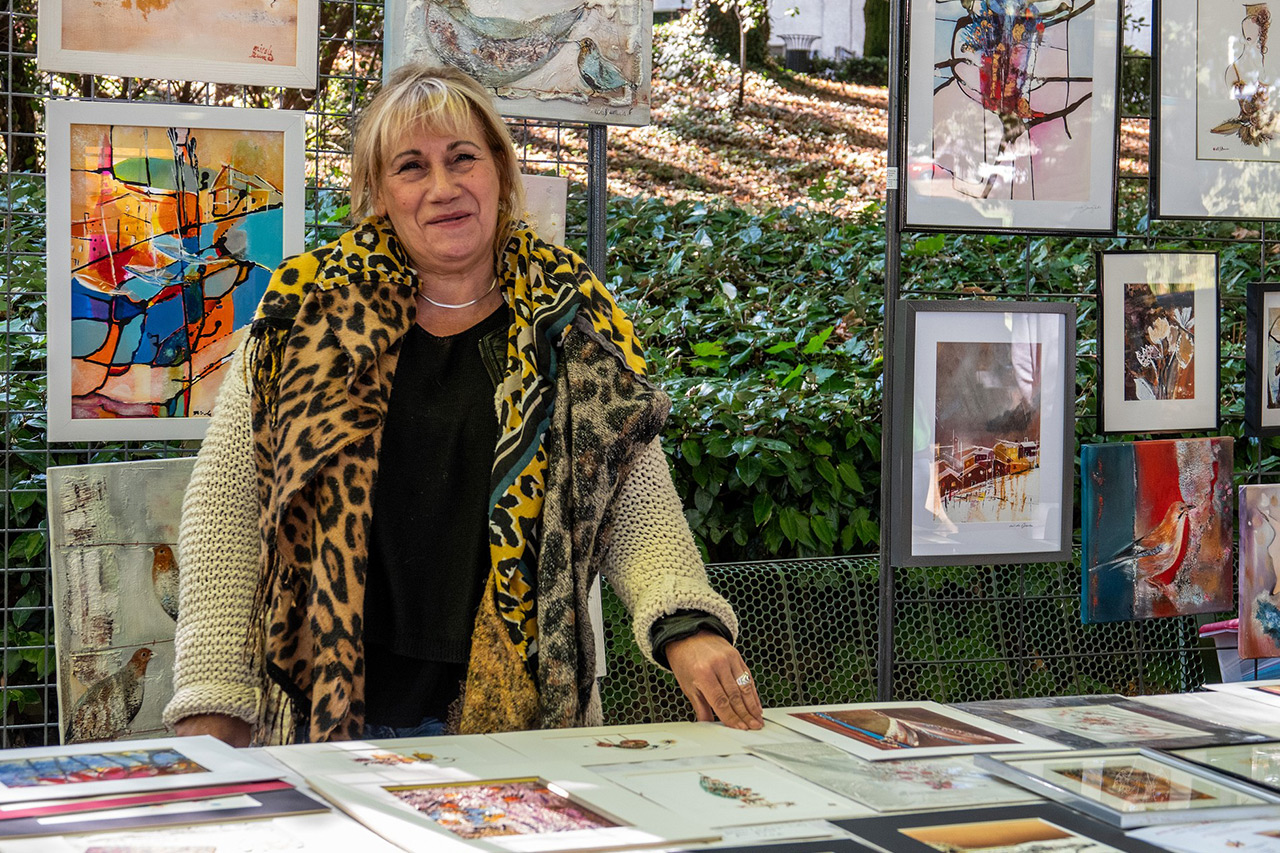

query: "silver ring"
left=735, top=672, right=752, bottom=687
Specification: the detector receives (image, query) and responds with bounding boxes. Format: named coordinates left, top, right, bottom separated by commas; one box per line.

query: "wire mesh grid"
left=0, top=0, right=598, bottom=747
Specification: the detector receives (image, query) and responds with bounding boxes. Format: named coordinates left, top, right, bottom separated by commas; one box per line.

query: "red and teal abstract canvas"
left=1082, top=438, right=1234, bottom=623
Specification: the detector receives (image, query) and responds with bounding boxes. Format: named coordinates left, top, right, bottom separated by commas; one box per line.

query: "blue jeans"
left=361, top=716, right=447, bottom=739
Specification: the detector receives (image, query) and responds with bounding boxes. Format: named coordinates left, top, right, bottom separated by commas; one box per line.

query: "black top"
left=363, top=304, right=508, bottom=727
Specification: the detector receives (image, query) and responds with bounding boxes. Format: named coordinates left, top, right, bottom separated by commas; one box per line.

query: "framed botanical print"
left=1154, top=0, right=1280, bottom=219
left=37, top=0, right=319, bottom=88
left=45, top=100, right=305, bottom=442
left=385, top=0, right=653, bottom=126
left=902, top=0, right=1121, bottom=233
left=1246, top=283, right=1280, bottom=435
left=1081, top=437, right=1235, bottom=624
left=1096, top=252, right=1220, bottom=434
left=890, top=300, right=1076, bottom=566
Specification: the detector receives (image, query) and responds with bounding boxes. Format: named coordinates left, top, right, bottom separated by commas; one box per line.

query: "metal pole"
left=587, top=124, right=608, bottom=279
left=877, top=0, right=906, bottom=703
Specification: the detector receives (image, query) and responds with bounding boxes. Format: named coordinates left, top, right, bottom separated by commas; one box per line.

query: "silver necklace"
left=417, top=277, right=497, bottom=310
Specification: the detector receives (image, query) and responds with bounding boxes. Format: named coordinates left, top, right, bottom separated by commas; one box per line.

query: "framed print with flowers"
left=1096, top=252, right=1220, bottom=435
left=890, top=300, right=1075, bottom=567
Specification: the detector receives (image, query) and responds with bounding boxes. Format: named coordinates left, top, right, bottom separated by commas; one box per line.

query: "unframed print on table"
left=265, top=734, right=523, bottom=784
left=491, top=720, right=764, bottom=765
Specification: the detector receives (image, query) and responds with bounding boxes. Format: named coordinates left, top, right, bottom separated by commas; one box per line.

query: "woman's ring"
left=735, top=672, right=752, bottom=687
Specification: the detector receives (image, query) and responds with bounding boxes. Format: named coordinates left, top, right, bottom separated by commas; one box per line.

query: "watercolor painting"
left=1081, top=438, right=1234, bottom=623
left=0, top=748, right=205, bottom=788
left=932, top=341, right=1042, bottom=525
left=1004, top=706, right=1204, bottom=744
left=1198, top=2, right=1280, bottom=160
left=1240, top=485, right=1280, bottom=658
left=1054, top=764, right=1212, bottom=805
left=793, top=707, right=1018, bottom=753
left=386, top=0, right=652, bottom=126
left=1122, top=281, right=1196, bottom=401
left=385, top=778, right=620, bottom=839
left=902, top=817, right=1126, bottom=853
left=48, top=459, right=195, bottom=744
left=46, top=101, right=303, bottom=441
left=38, top=0, right=318, bottom=87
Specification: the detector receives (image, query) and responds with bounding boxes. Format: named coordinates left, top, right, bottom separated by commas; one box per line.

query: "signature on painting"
left=251, top=45, right=275, bottom=62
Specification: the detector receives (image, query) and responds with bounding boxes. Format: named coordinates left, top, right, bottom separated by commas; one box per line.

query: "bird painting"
left=576, top=37, right=631, bottom=97
left=65, top=647, right=153, bottom=744
left=1089, top=500, right=1196, bottom=592
left=151, top=544, right=179, bottom=621
left=425, top=0, right=587, bottom=89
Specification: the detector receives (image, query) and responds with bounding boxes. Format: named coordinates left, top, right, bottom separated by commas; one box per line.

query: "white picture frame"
left=384, top=0, right=652, bottom=126
left=764, top=702, right=1066, bottom=762
left=38, top=0, right=319, bottom=88
left=1205, top=679, right=1280, bottom=709
left=45, top=100, right=305, bottom=442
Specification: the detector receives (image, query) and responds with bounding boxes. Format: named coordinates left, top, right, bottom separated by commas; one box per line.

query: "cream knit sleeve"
left=600, top=438, right=739, bottom=665
left=162, top=343, right=263, bottom=729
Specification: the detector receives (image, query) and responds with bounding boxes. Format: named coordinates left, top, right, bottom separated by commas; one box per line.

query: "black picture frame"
left=1246, top=282, right=1280, bottom=436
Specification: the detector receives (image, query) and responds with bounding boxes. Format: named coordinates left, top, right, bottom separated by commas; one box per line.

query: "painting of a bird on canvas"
left=389, top=0, right=652, bottom=125
left=1082, top=438, right=1234, bottom=623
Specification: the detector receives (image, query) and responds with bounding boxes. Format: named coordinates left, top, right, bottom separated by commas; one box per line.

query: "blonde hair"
left=350, top=63, right=525, bottom=256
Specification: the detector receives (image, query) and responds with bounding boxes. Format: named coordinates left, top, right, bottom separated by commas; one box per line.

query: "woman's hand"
left=664, top=630, right=764, bottom=730
left=173, top=713, right=252, bottom=747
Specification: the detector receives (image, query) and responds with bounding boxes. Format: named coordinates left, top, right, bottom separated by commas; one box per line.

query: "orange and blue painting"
left=67, top=121, right=285, bottom=425
left=1082, top=438, right=1234, bottom=623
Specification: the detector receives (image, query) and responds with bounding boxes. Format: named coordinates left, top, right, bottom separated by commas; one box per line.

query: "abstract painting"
left=892, top=301, right=1074, bottom=566
left=1081, top=438, right=1234, bottom=623
left=1157, top=0, right=1280, bottom=218
left=385, top=0, right=652, bottom=126
left=766, top=702, right=1065, bottom=762
left=46, top=100, right=304, bottom=441
left=1246, top=283, right=1280, bottom=435
left=48, top=459, right=195, bottom=744
left=37, top=0, right=319, bottom=87
left=1097, top=252, right=1219, bottom=433
left=0, top=747, right=204, bottom=788
left=386, top=778, right=620, bottom=839
left=1240, top=485, right=1280, bottom=659
left=903, top=0, right=1120, bottom=232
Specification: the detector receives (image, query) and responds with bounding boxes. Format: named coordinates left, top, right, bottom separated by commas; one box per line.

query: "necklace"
left=417, top=278, right=497, bottom=310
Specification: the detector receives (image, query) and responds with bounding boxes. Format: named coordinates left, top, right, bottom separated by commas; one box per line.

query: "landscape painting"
left=1240, top=485, right=1280, bottom=658
left=1081, top=438, right=1234, bottom=623
left=386, top=0, right=653, bottom=125
left=48, top=459, right=195, bottom=745
left=384, top=778, right=620, bottom=839
left=932, top=341, right=1042, bottom=525
left=37, top=0, right=318, bottom=87
left=904, top=0, right=1120, bottom=231
left=1197, top=1, right=1280, bottom=161
left=46, top=101, right=303, bottom=440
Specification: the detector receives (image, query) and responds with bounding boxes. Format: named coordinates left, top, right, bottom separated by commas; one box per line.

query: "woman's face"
left=375, top=114, right=502, bottom=281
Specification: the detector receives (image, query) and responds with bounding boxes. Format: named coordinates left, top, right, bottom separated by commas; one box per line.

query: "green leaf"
left=680, top=440, right=703, bottom=467
left=764, top=341, right=798, bottom=354
left=814, top=457, right=837, bottom=485
left=753, top=493, right=774, bottom=526
left=837, top=461, right=864, bottom=492
left=692, top=341, right=728, bottom=357
left=802, top=325, right=834, bottom=354
left=694, top=488, right=714, bottom=514
left=811, top=515, right=837, bottom=546
left=804, top=437, right=833, bottom=456
left=736, top=455, right=764, bottom=487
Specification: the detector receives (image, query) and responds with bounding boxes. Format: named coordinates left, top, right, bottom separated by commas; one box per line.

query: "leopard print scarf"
left=247, top=217, right=647, bottom=742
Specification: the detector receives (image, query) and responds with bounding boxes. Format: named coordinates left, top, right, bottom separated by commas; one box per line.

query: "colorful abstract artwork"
left=47, top=101, right=303, bottom=440
left=904, top=0, right=1119, bottom=231
left=386, top=0, right=652, bottom=126
left=385, top=778, right=620, bottom=839
left=1198, top=1, right=1280, bottom=160
left=901, top=817, right=1125, bottom=853
left=1082, top=438, right=1234, bottom=623
left=0, top=748, right=205, bottom=788
left=38, top=0, right=318, bottom=87
left=793, top=708, right=1018, bottom=753
left=1240, top=485, right=1280, bottom=658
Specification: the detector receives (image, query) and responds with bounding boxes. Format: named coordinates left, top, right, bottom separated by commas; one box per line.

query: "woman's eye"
left=395, top=161, right=423, bottom=173
left=454, top=153, right=477, bottom=165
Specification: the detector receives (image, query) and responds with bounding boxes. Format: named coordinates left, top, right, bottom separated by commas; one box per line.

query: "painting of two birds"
left=1082, top=438, right=1234, bottom=623
left=47, top=458, right=194, bottom=745
left=387, top=0, right=652, bottom=126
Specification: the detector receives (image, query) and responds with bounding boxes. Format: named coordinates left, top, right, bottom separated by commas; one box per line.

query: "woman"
left=163, top=63, right=763, bottom=746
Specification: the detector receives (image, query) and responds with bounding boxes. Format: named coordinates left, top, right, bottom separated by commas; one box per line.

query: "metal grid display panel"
left=0, top=0, right=594, bottom=747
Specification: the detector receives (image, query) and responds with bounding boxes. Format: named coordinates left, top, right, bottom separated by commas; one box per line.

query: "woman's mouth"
left=428, top=211, right=471, bottom=225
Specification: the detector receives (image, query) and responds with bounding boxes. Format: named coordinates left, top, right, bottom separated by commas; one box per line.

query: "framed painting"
left=839, top=802, right=1183, bottom=853
left=1097, top=251, right=1220, bottom=434
left=47, top=459, right=196, bottom=745
left=1247, top=283, right=1280, bottom=435
left=901, top=0, right=1121, bottom=233
left=1081, top=437, right=1234, bottom=623
left=1150, top=743, right=1280, bottom=798
left=385, top=0, right=652, bottom=126
left=890, top=300, right=1075, bottom=566
left=37, top=0, right=318, bottom=88
left=1240, top=484, right=1280, bottom=660
left=45, top=100, right=305, bottom=442
left=1206, top=678, right=1280, bottom=708
left=974, top=748, right=1280, bottom=828
left=956, top=694, right=1269, bottom=750
left=763, top=702, right=1066, bottom=762
left=1154, top=0, right=1280, bottom=219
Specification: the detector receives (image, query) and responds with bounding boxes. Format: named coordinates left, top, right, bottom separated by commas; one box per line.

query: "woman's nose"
left=427, top=169, right=462, bottom=200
